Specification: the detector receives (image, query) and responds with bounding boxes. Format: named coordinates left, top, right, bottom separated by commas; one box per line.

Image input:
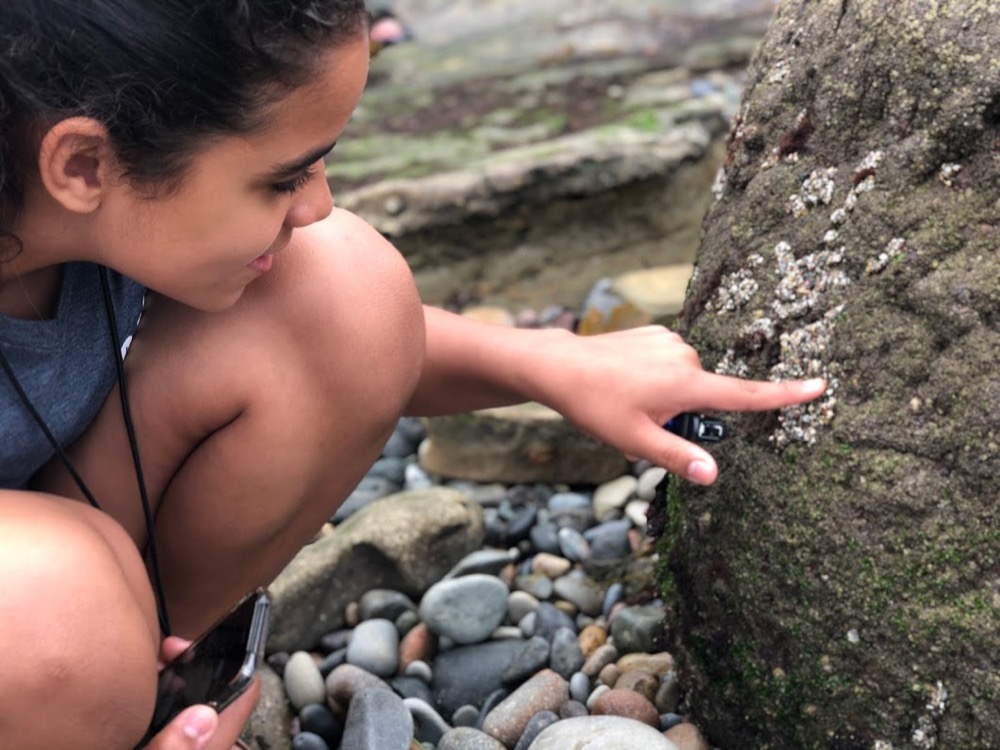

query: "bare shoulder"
left=258, top=208, right=422, bottom=331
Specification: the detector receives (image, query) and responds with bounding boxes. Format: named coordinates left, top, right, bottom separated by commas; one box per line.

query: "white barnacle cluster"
left=711, top=165, right=727, bottom=201
left=771, top=241, right=851, bottom=320
left=787, top=168, right=839, bottom=216
left=769, top=59, right=790, bottom=84
left=866, top=237, right=905, bottom=275
left=769, top=306, right=844, bottom=448
left=909, top=680, right=949, bottom=750
left=708, top=253, right=765, bottom=314
left=713, top=316, right=777, bottom=379
left=938, top=162, right=962, bottom=186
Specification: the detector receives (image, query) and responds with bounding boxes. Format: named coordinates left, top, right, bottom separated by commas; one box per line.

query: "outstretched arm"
left=407, top=305, right=826, bottom=484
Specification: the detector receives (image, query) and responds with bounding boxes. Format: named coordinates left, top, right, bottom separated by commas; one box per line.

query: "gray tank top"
left=0, top=263, right=145, bottom=489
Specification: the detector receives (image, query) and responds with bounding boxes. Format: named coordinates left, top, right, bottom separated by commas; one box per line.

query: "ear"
left=36, top=117, right=117, bottom=214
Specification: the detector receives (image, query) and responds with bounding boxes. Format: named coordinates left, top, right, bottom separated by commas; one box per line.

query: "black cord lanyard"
left=0, top=266, right=172, bottom=636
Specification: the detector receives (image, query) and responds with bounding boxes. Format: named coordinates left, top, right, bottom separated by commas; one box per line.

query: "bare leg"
left=0, top=492, right=160, bottom=749
left=37, top=211, right=425, bottom=636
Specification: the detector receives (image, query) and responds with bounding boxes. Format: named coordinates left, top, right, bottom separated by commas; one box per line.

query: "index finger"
left=687, top=374, right=827, bottom=413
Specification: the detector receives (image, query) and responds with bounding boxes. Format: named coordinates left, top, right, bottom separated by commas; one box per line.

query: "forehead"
left=195, top=32, right=371, bottom=173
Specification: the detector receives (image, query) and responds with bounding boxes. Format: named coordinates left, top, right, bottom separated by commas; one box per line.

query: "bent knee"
left=0, top=493, right=160, bottom=749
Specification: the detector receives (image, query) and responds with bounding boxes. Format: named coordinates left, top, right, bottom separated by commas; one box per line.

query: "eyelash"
left=270, top=167, right=316, bottom=195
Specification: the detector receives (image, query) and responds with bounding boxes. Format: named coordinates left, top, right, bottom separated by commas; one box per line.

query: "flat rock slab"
left=419, top=403, right=629, bottom=484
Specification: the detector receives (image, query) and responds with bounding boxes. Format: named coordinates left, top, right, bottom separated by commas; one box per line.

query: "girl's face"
left=94, top=31, right=371, bottom=311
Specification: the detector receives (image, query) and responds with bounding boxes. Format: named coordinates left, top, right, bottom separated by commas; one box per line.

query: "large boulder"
left=661, top=1, right=1000, bottom=748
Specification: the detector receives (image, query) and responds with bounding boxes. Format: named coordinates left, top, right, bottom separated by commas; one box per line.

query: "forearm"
left=405, top=305, right=571, bottom=416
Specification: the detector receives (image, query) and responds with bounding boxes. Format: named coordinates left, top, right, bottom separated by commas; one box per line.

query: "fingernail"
left=688, top=459, right=714, bottom=485
left=182, top=707, right=216, bottom=744
left=803, top=378, right=826, bottom=391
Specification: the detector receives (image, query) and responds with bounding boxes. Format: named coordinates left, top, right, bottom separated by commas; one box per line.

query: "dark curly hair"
left=0, top=0, right=368, bottom=254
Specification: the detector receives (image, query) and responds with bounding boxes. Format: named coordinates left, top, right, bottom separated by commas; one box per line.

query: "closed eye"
left=269, top=167, right=316, bottom=195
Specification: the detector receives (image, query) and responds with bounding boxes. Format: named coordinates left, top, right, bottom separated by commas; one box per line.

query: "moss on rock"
left=662, top=1, right=1000, bottom=747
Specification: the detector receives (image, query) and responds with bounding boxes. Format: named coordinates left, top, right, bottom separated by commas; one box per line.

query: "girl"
left=0, top=2, right=825, bottom=748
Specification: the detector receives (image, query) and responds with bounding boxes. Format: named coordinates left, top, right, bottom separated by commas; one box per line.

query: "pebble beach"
left=255, top=397, right=715, bottom=750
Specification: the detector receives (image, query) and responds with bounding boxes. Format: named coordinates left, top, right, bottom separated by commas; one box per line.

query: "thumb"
left=631, top=420, right=719, bottom=485
left=144, top=704, right=218, bottom=750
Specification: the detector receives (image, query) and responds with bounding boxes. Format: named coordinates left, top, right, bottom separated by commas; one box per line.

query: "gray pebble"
left=368, top=456, right=408, bottom=485
left=505, top=506, right=537, bottom=544
left=569, top=672, right=590, bottom=704
left=549, top=626, right=585, bottom=679
left=557, top=527, right=591, bottom=563
left=462, top=483, right=508, bottom=507
left=559, top=700, right=588, bottom=719
left=585, top=684, right=611, bottom=710
left=325, top=664, right=391, bottom=706
left=404, top=463, right=435, bottom=491
left=339, top=687, right=414, bottom=750
left=395, top=608, right=421, bottom=636
left=610, top=604, right=665, bottom=655
left=420, top=574, right=510, bottom=645
left=512, top=710, right=559, bottom=750
left=529, top=521, right=562, bottom=555
left=518, top=611, right=537, bottom=637
left=346, top=618, right=399, bottom=677
left=394, top=416, right=425, bottom=444
left=382, top=428, right=418, bottom=458
left=431, top=642, right=521, bottom=716
left=501, top=636, right=550, bottom=686
left=533, top=602, right=577, bottom=640
left=334, top=476, right=398, bottom=522
left=552, top=574, right=604, bottom=617
left=317, top=648, right=347, bottom=678
left=405, top=697, right=452, bottom=744
left=445, top=548, right=519, bottom=580
left=507, top=590, right=540, bottom=624
left=298, top=704, right=342, bottom=748
left=583, top=519, right=632, bottom=560
left=319, top=629, right=352, bottom=653
left=359, top=589, right=416, bottom=622
left=404, top=659, right=433, bottom=683
left=547, top=492, right=591, bottom=513
left=655, top=671, right=681, bottom=714
left=438, top=727, right=507, bottom=750
left=475, top=688, right=510, bottom=729
left=452, top=705, right=480, bottom=728
left=284, top=651, right=326, bottom=712
left=660, top=712, right=684, bottom=731
left=391, top=676, right=435, bottom=704
left=513, top=573, right=553, bottom=600
left=602, top=582, right=625, bottom=620
left=292, top=732, right=330, bottom=750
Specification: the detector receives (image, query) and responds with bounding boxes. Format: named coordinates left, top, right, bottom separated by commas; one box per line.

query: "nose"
left=285, top=161, right=335, bottom=228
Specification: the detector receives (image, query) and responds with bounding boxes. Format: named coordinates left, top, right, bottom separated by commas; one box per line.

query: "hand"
left=537, top=326, right=827, bottom=485
left=143, top=637, right=259, bottom=750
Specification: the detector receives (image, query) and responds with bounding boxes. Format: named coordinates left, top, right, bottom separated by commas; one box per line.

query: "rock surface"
left=419, top=402, right=629, bottom=484
left=663, top=1, right=1000, bottom=747
left=268, top=489, right=484, bottom=652
left=332, top=0, right=775, bottom=308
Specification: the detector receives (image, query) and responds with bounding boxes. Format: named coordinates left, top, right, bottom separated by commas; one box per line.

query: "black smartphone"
left=136, top=589, right=270, bottom=747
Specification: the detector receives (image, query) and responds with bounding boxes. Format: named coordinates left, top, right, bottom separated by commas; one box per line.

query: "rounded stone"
left=404, top=697, right=451, bottom=744
left=298, top=704, right=343, bottom=748
left=636, top=466, right=668, bottom=500
left=346, top=618, right=399, bottom=677
left=557, top=526, right=591, bottom=562
left=292, top=732, right=330, bottom=750
left=592, top=687, right=660, bottom=728
left=437, top=727, right=507, bottom=750
left=451, top=704, right=480, bottom=728
left=664, top=722, right=711, bottom=750
left=507, top=590, right=540, bottom=624
left=569, top=671, right=591, bottom=703
left=529, top=715, right=679, bottom=749
left=582, top=643, right=620, bottom=678
left=552, top=574, right=604, bottom=616
left=512, top=710, right=559, bottom=750
left=592, top=475, right=638, bottom=520
left=284, top=651, right=326, bottom=712
left=549, top=626, right=585, bottom=679
left=531, top=552, right=572, bottom=578
left=480, top=669, right=569, bottom=748
left=420, top=574, right=510, bottom=645
left=577, top=624, right=608, bottom=658
left=358, top=589, right=416, bottom=622
left=610, top=605, right=665, bottom=654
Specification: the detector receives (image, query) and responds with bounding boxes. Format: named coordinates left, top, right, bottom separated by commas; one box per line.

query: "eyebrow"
left=267, top=141, right=338, bottom=180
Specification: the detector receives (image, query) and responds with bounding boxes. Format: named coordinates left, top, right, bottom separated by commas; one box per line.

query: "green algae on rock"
left=660, top=1, right=1000, bottom=748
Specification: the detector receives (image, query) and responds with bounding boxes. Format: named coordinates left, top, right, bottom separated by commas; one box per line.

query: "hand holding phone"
left=136, top=589, right=270, bottom=748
